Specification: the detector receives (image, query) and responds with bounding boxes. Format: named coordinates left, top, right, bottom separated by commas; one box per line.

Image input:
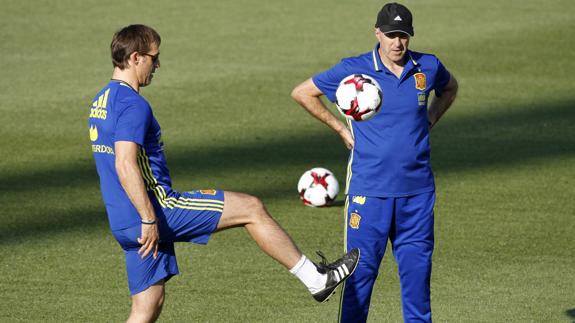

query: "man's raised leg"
left=216, top=191, right=360, bottom=302
left=217, top=191, right=302, bottom=268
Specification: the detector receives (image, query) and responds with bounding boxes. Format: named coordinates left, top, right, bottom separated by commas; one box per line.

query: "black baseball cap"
left=375, top=2, right=414, bottom=36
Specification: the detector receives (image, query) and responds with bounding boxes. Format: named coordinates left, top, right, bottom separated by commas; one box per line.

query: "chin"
left=393, top=53, right=406, bottom=62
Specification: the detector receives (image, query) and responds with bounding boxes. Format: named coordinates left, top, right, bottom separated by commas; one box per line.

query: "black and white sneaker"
left=312, top=248, right=360, bottom=303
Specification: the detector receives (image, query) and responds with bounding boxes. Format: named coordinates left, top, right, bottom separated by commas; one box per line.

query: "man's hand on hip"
left=338, top=127, right=354, bottom=150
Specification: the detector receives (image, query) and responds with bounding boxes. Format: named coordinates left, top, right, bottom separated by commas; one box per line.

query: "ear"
left=128, top=51, right=140, bottom=67
left=374, top=27, right=381, bottom=38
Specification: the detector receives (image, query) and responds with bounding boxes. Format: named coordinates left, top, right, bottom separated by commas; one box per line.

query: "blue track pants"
left=339, top=192, right=435, bottom=323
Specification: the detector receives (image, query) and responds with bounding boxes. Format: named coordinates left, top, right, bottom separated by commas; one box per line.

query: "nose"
left=391, top=37, right=403, bottom=48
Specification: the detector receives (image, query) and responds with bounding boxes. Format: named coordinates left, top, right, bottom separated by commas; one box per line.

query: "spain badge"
left=414, top=73, right=426, bottom=91
left=349, top=212, right=361, bottom=229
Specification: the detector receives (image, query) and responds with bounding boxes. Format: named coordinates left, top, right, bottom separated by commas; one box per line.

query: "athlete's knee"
left=242, top=194, right=268, bottom=220
left=129, top=304, right=161, bottom=323
left=153, top=293, right=165, bottom=321
left=395, top=242, right=433, bottom=267
left=129, top=287, right=164, bottom=322
left=156, top=292, right=165, bottom=312
left=131, top=299, right=162, bottom=316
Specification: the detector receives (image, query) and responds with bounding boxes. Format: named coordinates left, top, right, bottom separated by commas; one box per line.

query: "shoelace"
left=316, top=250, right=340, bottom=270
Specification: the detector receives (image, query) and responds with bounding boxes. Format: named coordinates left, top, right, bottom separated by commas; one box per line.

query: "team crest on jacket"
left=349, top=212, right=361, bottom=229
left=200, top=189, right=217, bottom=195
left=414, top=73, right=426, bottom=91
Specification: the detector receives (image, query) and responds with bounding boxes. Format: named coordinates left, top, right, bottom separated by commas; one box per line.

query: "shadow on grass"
left=1, top=99, right=574, bottom=244
left=566, top=308, right=575, bottom=321
left=0, top=207, right=108, bottom=246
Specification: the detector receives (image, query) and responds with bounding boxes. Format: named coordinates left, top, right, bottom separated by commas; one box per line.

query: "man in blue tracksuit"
left=90, top=24, right=360, bottom=322
left=291, top=3, right=458, bottom=322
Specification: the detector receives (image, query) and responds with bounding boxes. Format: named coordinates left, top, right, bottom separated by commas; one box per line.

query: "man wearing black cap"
left=292, top=2, right=458, bottom=322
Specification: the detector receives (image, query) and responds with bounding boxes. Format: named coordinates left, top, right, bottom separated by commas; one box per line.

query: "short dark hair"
left=111, top=24, right=161, bottom=70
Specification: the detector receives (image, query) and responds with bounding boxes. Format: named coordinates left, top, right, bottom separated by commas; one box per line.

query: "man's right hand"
left=338, top=127, right=354, bottom=150
left=138, top=223, right=159, bottom=259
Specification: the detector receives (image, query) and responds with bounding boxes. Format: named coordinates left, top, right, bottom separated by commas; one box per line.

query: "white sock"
left=289, top=255, right=327, bottom=294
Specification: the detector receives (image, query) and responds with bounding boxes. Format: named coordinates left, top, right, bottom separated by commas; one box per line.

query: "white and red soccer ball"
left=335, top=74, right=383, bottom=121
left=297, top=167, right=339, bottom=207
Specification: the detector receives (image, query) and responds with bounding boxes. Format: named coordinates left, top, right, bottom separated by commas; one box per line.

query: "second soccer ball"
left=297, top=168, right=339, bottom=207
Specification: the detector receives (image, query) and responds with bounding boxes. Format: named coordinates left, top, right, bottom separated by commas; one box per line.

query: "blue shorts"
left=112, top=190, right=225, bottom=295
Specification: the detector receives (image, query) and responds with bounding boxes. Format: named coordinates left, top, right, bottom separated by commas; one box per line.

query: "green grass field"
left=1, top=0, right=574, bottom=321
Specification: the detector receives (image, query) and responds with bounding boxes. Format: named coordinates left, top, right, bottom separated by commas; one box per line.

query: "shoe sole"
left=318, top=248, right=361, bottom=303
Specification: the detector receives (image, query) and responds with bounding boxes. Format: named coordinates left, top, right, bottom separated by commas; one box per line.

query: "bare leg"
left=127, top=280, right=165, bottom=323
left=216, top=191, right=302, bottom=269
left=216, top=191, right=360, bottom=303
